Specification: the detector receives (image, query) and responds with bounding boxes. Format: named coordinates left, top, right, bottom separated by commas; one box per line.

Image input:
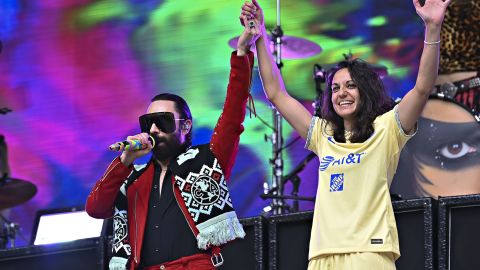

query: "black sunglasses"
left=139, top=112, right=184, bottom=134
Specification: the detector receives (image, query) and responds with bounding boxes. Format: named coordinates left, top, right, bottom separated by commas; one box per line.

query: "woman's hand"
left=413, top=0, right=451, bottom=27
left=236, top=0, right=264, bottom=56
left=240, top=0, right=264, bottom=28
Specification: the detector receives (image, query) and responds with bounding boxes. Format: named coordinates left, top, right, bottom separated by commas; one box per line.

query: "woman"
left=240, top=0, right=450, bottom=269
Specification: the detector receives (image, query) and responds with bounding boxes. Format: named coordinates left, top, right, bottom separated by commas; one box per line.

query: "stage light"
left=31, top=207, right=104, bottom=245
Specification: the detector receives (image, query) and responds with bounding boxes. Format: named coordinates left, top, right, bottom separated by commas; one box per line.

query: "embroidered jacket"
left=86, top=51, right=254, bottom=270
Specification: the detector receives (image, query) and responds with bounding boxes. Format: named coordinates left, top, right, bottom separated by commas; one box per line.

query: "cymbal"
left=228, top=35, right=322, bottom=59
left=0, top=178, right=37, bottom=210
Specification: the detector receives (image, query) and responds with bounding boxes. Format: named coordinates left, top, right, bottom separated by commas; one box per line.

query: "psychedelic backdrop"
left=0, top=0, right=424, bottom=246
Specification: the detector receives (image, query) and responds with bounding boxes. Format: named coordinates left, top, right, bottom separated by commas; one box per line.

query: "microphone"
left=109, top=136, right=156, bottom=152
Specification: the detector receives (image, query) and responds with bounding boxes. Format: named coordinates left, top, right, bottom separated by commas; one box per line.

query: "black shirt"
left=140, top=163, right=207, bottom=266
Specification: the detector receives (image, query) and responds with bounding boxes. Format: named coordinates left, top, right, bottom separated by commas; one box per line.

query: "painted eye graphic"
left=438, top=142, right=471, bottom=159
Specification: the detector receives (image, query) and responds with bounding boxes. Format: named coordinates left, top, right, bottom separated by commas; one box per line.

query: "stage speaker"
left=0, top=237, right=106, bottom=270
left=438, top=194, right=480, bottom=270
left=268, top=211, right=313, bottom=270
left=393, top=197, right=435, bottom=270
left=221, top=216, right=267, bottom=270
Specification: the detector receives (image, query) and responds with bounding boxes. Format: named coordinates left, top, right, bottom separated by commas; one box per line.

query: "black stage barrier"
left=268, top=211, right=313, bottom=270
left=221, top=216, right=267, bottom=270
left=438, top=194, right=480, bottom=270
left=393, top=197, right=435, bottom=270
left=0, top=237, right=106, bottom=270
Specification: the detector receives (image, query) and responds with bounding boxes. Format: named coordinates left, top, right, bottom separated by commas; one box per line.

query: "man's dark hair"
left=151, top=93, right=193, bottom=148
left=321, top=58, right=395, bottom=143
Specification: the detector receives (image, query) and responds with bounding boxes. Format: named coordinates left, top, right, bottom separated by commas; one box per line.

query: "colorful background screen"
left=0, top=0, right=425, bottom=246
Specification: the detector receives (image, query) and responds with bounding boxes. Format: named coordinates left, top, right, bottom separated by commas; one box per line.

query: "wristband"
left=424, top=40, right=441, bottom=45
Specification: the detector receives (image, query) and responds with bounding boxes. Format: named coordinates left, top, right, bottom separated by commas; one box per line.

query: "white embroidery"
left=113, top=208, right=131, bottom=256
left=177, top=148, right=200, bottom=165
left=175, top=160, right=232, bottom=222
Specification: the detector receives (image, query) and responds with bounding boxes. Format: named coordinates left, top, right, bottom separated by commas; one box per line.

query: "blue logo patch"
left=330, top=173, right=344, bottom=192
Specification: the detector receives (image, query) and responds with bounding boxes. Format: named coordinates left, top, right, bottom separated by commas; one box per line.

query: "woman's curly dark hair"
left=321, top=59, right=395, bottom=143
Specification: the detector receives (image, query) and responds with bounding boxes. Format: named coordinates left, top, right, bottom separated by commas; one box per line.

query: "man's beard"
left=151, top=133, right=183, bottom=162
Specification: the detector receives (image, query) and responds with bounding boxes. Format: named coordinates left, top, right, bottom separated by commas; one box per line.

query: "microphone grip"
left=109, top=136, right=156, bottom=152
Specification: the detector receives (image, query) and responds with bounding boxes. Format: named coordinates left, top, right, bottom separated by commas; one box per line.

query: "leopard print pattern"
left=439, top=0, right=480, bottom=74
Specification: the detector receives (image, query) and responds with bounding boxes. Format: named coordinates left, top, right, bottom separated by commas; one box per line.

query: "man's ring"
left=248, top=21, right=255, bottom=28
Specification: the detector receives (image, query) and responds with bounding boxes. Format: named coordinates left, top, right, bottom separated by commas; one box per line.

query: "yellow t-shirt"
left=305, top=105, right=414, bottom=261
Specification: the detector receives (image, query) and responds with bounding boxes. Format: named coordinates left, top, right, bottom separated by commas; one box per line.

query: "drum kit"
left=1, top=39, right=37, bottom=249
left=0, top=121, right=38, bottom=249
left=0, top=177, right=37, bottom=249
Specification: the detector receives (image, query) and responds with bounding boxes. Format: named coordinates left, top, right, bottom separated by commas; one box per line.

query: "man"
left=86, top=24, right=257, bottom=269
